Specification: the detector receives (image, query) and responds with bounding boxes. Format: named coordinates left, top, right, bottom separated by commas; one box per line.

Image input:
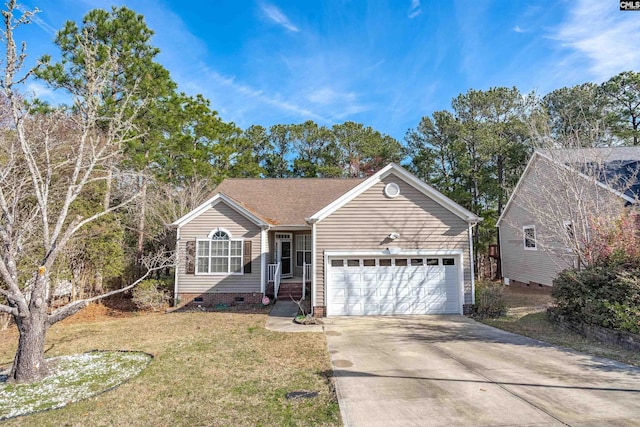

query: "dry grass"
left=482, top=286, right=640, bottom=367
left=0, top=306, right=340, bottom=426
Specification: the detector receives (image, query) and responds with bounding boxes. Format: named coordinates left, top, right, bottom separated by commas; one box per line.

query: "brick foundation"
left=313, top=306, right=326, bottom=317
left=177, top=292, right=263, bottom=307
left=508, top=279, right=552, bottom=292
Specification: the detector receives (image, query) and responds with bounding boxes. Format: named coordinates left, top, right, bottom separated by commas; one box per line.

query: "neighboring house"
left=172, top=163, right=481, bottom=316
left=497, top=147, right=640, bottom=287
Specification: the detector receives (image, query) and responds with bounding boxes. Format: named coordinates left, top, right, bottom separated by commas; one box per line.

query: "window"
left=564, top=221, right=574, bottom=239
left=394, top=258, right=408, bottom=266
left=296, top=235, right=312, bottom=266
left=410, top=258, right=424, bottom=266
left=363, top=259, right=376, bottom=267
left=426, top=258, right=439, bottom=266
left=379, top=259, right=392, bottom=266
left=347, top=259, right=360, bottom=267
left=442, top=258, right=455, bottom=266
left=196, top=229, right=243, bottom=274
left=331, top=259, right=344, bottom=267
left=523, top=226, right=537, bottom=250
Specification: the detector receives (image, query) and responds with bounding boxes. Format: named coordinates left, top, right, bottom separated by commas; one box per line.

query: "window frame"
left=295, top=234, right=312, bottom=267
left=523, top=225, right=537, bottom=251
left=195, top=228, right=244, bottom=275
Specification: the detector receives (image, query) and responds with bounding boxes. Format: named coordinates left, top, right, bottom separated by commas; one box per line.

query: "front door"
left=275, top=233, right=293, bottom=278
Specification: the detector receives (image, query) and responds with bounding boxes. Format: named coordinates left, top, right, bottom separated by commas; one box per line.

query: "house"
left=172, top=163, right=482, bottom=316
left=497, top=147, right=640, bottom=287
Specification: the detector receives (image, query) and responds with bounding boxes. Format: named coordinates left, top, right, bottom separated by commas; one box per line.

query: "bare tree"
left=0, top=2, right=172, bottom=383
left=502, top=117, right=639, bottom=272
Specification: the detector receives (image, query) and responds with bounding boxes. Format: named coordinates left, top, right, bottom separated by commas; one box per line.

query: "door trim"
left=275, top=233, right=293, bottom=279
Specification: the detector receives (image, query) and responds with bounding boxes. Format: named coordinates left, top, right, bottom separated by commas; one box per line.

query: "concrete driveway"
left=323, top=315, right=640, bottom=427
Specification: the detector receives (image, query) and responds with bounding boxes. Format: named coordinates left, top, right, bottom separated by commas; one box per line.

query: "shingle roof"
left=538, top=146, right=640, bottom=201
left=214, top=178, right=366, bottom=225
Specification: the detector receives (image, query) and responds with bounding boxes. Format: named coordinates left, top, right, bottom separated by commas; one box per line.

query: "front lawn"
left=0, top=306, right=340, bottom=426
left=481, top=286, right=640, bottom=367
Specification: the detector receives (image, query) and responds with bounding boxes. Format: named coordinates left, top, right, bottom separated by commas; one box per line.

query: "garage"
left=326, top=253, right=463, bottom=316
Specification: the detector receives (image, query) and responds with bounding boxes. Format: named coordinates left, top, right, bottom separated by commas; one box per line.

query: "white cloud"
left=17, top=4, right=57, bottom=36
left=513, top=25, right=525, bottom=33
left=553, top=0, right=640, bottom=80
left=198, top=67, right=328, bottom=123
left=408, top=0, right=422, bottom=19
left=307, top=88, right=355, bottom=105
left=26, top=81, right=54, bottom=98
left=260, top=2, right=300, bottom=32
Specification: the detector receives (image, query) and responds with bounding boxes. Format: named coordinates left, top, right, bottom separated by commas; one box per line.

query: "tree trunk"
left=136, top=174, right=147, bottom=277
left=11, top=310, right=49, bottom=383
left=103, top=167, right=112, bottom=210
left=495, top=155, right=504, bottom=280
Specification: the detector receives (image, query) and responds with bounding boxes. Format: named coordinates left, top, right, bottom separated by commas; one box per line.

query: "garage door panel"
left=344, top=273, right=361, bottom=285
left=378, top=303, right=396, bottom=315
left=347, top=288, right=361, bottom=297
left=396, top=287, right=411, bottom=297
left=377, top=287, right=395, bottom=297
left=331, top=288, right=346, bottom=298
left=327, top=255, right=461, bottom=316
left=362, top=288, right=377, bottom=297
left=362, top=273, right=377, bottom=284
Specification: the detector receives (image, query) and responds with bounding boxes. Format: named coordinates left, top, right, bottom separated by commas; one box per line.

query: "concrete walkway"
left=324, top=315, right=640, bottom=427
left=265, top=300, right=323, bottom=333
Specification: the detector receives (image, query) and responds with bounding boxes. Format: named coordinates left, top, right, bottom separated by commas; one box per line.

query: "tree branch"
left=47, top=251, right=175, bottom=325
left=0, top=303, right=17, bottom=316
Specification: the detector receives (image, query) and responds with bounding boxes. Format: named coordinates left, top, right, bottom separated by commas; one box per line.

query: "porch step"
left=277, top=282, right=305, bottom=300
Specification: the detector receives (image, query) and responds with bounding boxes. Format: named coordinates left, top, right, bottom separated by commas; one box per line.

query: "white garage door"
left=326, top=256, right=461, bottom=316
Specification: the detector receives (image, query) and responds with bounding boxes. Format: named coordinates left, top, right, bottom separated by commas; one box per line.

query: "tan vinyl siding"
left=315, top=173, right=473, bottom=306
left=177, top=201, right=261, bottom=293
left=499, top=155, right=623, bottom=286
left=499, top=205, right=568, bottom=286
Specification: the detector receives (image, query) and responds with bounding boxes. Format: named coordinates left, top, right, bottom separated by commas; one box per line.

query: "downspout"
left=468, top=222, right=476, bottom=306
left=260, top=226, right=269, bottom=296
left=174, top=226, right=180, bottom=307
left=307, top=218, right=319, bottom=316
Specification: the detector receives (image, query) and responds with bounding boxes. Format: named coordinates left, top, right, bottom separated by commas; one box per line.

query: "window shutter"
left=243, top=240, right=252, bottom=274
left=186, top=240, right=196, bottom=274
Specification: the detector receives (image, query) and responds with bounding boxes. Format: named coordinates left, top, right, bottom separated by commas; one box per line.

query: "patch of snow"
left=0, top=351, right=151, bottom=420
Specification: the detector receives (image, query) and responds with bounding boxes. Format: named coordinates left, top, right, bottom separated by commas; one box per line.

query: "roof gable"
left=172, top=193, right=270, bottom=228
left=496, top=147, right=640, bottom=227
left=308, top=163, right=482, bottom=224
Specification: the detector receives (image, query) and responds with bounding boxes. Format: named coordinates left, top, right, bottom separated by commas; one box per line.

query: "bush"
left=552, top=264, right=640, bottom=334
left=474, top=281, right=507, bottom=318
left=132, top=279, right=170, bottom=312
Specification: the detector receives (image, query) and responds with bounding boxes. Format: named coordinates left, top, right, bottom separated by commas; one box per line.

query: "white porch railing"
left=267, top=263, right=281, bottom=300
left=301, top=263, right=311, bottom=300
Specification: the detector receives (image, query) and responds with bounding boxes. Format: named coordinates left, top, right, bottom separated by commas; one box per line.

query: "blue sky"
left=16, top=0, right=640, bottom=142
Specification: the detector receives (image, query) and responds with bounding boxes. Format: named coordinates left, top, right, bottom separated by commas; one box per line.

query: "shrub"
left=474, top=281, right=507, bottom=318
left=552, top=264, right=640, bottom=334
left=132, top=279, right=170, bottom=312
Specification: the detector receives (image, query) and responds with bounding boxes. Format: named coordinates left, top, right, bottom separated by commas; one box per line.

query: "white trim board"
left=323, top=249, right=464, bottom=257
